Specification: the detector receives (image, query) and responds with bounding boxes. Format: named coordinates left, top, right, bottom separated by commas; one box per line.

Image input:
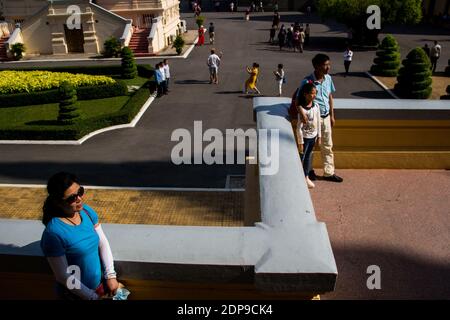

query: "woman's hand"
left=106, top=278, right=120, bottom=295
left=317, top=137, right=322, bottom=146
left=299, top=144, right=304, bottom=153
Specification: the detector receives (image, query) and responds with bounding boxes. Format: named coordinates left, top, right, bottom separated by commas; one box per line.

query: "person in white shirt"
left=207, top=48, right=221, bottom=84
left=343, top=46, right=353, bottom=76
left=273, top=63, right=285, bottom=96
left=295, top=82, right=321, bottom=189
left=163, top=59, right=171, bottom=92
left=158, top=62, right=167, bottom=94
left=430, top=40, right=442, bottom=73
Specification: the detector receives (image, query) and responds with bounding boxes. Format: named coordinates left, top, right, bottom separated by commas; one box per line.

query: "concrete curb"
left=0, top=94, right=155, bottom=146
left=0, top=37, right=198, bottom=64
left=365, top=71, right=400, bottom=99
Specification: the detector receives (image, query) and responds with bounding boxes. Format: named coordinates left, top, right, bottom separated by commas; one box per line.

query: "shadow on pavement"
left=351, top=90, right=392, bottom=99
left=325, top=244, right=450, bottom=299
left=175, top=80, right=212, bottom=85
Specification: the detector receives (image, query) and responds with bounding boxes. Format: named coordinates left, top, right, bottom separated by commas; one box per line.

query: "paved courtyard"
left=0, top=10, right=449, bottom=299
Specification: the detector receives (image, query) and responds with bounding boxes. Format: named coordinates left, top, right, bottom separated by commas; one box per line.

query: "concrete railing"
left=5, top=28, right=24, bottom=58
left=120, top=20, right=134, bottom=47
left=148, top=16, right=164, bottom=54
left=0, top=22, right=11, bottom=38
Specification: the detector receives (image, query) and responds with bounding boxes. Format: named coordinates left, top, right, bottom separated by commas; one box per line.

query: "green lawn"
left=0, top=96, right=130, bottom=129
left=113, top=76, right=148, bottom=87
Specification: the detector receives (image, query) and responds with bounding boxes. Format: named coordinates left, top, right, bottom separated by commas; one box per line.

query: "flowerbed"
left=0, top=70, right=116, bottom=94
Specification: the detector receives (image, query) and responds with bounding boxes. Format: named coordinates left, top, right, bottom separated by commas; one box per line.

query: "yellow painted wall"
left=311, top=119, right=450, bottom=169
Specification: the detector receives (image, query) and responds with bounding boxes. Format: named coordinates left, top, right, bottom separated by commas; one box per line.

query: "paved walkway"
left=0, top=187, right=244, bottom=226
left=0, top=11, right=389, bottom=188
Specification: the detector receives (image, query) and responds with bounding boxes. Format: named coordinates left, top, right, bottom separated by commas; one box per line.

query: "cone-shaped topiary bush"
left=121, top=47, right=137, bottom=79
left=173, top=35, right=185, bottom=55
left=394, top=48, right=433, bottom=99
left=370, top=35, right=401, bottom=77
left=57, top=81, right=79, bottom=125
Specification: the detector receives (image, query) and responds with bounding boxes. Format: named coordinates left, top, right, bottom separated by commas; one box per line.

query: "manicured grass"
left=0, top=96, right=130, bottom=129
left=113, top=76, right=148, bottom=87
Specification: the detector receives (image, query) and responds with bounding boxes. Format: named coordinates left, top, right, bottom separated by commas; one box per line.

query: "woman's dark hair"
left=296, top=82, right=316, bottom=107
left=42, top=172, right=79, bottom=226
left=278, top=63, right=283, bottom=69
left=312, top=53, right=330, bottom=68
left=253, top=63, right=259, bottom=68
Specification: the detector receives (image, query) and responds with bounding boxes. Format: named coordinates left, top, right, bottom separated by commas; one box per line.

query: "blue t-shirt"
left=41, top=204, right=101, bottom=290
left=298, top=73, right=336, bottom=117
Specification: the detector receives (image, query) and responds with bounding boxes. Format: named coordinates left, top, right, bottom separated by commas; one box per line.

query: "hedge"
left=0, top=81, right=128, bottom=108
left=394, top=48, right=433, bottom=99
left=0, top=82, right=152, bottom=140
left=370, top=35, right=401, bottom=77
left=10, top=64, right=154, bottom=78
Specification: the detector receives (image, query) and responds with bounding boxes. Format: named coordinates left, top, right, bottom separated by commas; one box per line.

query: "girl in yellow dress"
left=244, top=63, right=261, bottom=94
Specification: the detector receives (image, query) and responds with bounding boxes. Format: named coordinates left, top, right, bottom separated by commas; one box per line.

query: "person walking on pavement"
left=244, top=63, right=261, bottom=95
left=197, top=24, right=205, bottom=45
left=259, top=1, right=264, bottom=12
left=422, top=43, right=430, bottom=59
left=207, top=48, right=221, bottom=84
left=430, top=40, right=442, bottom=73
left=230, top=2, right=234, bottom=12
left=290, top=54, right=343, bottom=183
left=278, top=24, right=286, bottom=51
left=163, top=59, right=171, bottom=92
left=269, top=25, right=276, bottom=44
left=208, top=22, right=215, bottom=44
left=304, top=23, right=311, bottom=46
left=343, top=47, right=353, bottom=76
left=273, top=11, right=280, bottom=29
left=273, top=63, right=285, bottom=96
left=298, top=28, right=305, bottom=53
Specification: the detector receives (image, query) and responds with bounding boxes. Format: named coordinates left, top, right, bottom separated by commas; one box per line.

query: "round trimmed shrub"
left=103, top=37, right=121, bottom=58
left=394, top=48, right=433, bottom=99
left=120, top=47, right=137, bottom=79
left=370, top=35, right=401, bottom=77
left=57, top=81, right=79, bottom=125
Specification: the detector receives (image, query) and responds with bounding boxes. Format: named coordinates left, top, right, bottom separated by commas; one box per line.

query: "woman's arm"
left=95, top=224, right=120, bottom=293
left=47, top=256, right=99, bottom=300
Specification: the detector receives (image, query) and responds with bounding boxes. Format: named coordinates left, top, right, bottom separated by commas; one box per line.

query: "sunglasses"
left=63, top=186, right=85, bottom=204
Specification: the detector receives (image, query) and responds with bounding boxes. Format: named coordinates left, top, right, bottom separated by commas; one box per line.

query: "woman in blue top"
left=41, top=172, right=119, bottom=300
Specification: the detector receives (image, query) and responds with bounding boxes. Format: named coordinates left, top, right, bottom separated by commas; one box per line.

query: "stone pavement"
left=0, top=187, right=244, bottom=226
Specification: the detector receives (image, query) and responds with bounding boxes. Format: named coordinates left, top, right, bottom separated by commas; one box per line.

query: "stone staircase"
left=0, top=37, right=9, bottom=61
left=128, top=28, right=153, bottom=57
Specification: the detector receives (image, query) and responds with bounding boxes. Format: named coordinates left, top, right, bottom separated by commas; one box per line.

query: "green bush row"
left=0, top=83, right=152, bottom=140
left=10, top=64, right=154, bottom=78
left=0, top=81, right=128, bottom=108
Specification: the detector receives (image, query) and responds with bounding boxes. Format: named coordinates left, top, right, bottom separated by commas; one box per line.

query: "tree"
left=394, top=48, right=432, bottom=99
left=195, top=16, right=205, bottom=28
left=318, top=0, right=422, bottom=46
left=10, top=43, right=26, bottom=60
left=370, top=35, right=401, bottom=76
left=57, top=81, right=79, bottom=125
left=172, top=35, right=185, bottom=55
left=103, top=37, right=121, bottom=58
left=120, top=46, right=137, bottom=79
